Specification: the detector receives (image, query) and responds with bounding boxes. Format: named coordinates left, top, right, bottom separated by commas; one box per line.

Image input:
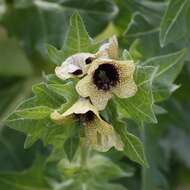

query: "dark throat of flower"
left=69, top=69, right=83, bottom=75
left=93, top=63, right=119, bottom=91
left=74, top=111, right=95, bottom=125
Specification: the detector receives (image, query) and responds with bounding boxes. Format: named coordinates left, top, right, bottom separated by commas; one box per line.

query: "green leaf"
left=143, top=49, right=187, bottom=102
left=123, top=131, right=148, bottom=168
left=115, top=66, right=157, bottom=124
left=64, top=136, right=79, bottom=161
left=122, top=49, right=133, bottom=60
left=64, top=124, right=80, bottom=161
left=125, top=12, right=158, bottom=39
left=113, top=0, right=132, bottom=34
left=1, top=0, right=116, bottom=65
left=57, top=153, right=129, bottom=189
left=88, top=155, right=132, bottom=180
left=59, top=0, right=118, bottom=36
left=55, top=181, right=127, bottom=190
left=0, top=156, right=51, bottom=190
left=126, top=13, right=161, bottom=61
left=0, top=127, right=36, bottom=171
left=62, top=12, right=98, bottom=59
left=105, top=102, right=148, bottom=167
left=141, top=125, right=169, bottom=190
left=0, top=38, right=32, bottom=77
left=6, top=77, right=79, bottom=150
left=160, top=0, right=190, bottom=47
left=46, top=44, right=63, bottom=66
left=47, top=81, right=78, bottom=113
left=15, top=106, right=53, bottom=120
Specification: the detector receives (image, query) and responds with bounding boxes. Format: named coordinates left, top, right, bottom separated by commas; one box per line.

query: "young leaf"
left=115, top=66, right=158, bottom=124
left=62, top=12, right=98, bottom=59
left=46, top=44, right=63, bottom=66
left=122, top=49, right=133, bottom=60
left=160, top=0, right=190, bottom=47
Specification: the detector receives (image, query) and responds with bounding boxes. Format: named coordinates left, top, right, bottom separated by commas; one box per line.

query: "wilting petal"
left=96, top=36, right=118, bottom=59
left=107, top=36, right=118, bottom=59
left=85, top=118, right=123, bottom=152
left=55, top=53, right=95, bottom=80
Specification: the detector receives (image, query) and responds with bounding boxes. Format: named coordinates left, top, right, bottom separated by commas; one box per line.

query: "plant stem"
left=80, top=146, right=89, bottom=168
left=140, top=122, right=147, bottom=190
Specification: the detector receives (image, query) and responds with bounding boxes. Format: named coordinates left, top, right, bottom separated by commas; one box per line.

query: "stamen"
left=93, top=63, right=119, bottom=91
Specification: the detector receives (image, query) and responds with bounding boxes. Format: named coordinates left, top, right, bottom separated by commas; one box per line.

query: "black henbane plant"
left=6, top=12, right=187, bottom=189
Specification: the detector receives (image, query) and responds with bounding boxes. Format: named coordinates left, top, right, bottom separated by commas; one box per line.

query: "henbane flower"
left=55, top=36, right=118, bottom=80
left=76, top=59, right=137, bottom=110
left=51, top=99, right=123, bottom=152
left=55, top=53, right=96, bottom=80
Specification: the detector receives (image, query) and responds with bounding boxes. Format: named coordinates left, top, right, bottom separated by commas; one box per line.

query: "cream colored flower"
left=55, top=53, right=96, bottom=80
left=51, top=99, right=123, bottom=152
left=55, top=36, right=119, bottom=80
left=96, top=36, right=118, bottom=59
left=76, top=59, right=137, bottom=110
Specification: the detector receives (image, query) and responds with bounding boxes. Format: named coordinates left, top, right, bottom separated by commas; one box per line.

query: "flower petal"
left=50, top=110, right=73, bottom=124
left=55, top=66, right=73, bottom=80
left=76, top=75, right=112, bottom=110
left=76, top=75, right=92, bottom=98
left=55, top=53, right=95, bottom=80
left=113, top=60, right=137, bottom=98
left=107, top=35, right=118, bottom=59
left=63, top=98, right=99, bottom=117
left=51, top=99, right=100, bottom=122
left=89, top=90, right=112, bottom=110
left=96, top=36, right=118, bottom=59
left=85, top=118, right=123, bottom=152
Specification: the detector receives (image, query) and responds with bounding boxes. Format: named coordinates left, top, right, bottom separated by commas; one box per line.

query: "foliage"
left=0, top=0, right=190, bottom=189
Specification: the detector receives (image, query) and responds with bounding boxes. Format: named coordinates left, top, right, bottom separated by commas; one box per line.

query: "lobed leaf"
left=160, top=0, right=190, bottom=47
left=115, top=66, right=158, bottom=124
left=143, top=49, right=187, bottom=102
left=62, top=12, right=98, bottom=59
left=6, top=77, right=79, bottom=154
left=105, top=102, right=148, bottom=167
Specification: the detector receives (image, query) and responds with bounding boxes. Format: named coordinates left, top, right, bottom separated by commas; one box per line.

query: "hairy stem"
left=140, top=122, right=147, bottom=190
left=80, top=146, right=89, bottom=168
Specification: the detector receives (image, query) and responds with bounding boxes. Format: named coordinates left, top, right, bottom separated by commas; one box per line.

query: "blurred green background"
left=0, top=0, right=190, bottom=189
